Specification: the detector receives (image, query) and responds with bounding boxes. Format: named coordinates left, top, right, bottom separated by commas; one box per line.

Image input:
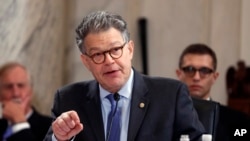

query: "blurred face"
left=0, top=66, right=32, bottom=111
left=176, top=54, right=219, bottom=100
left=80, top=27, right=134, bottom=93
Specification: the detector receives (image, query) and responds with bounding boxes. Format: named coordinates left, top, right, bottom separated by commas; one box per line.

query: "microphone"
left=113, top=93, right=120, bottom=116
left=106, top=93, right=120, bottom=141
left=114, top=93, right=120, bottom=101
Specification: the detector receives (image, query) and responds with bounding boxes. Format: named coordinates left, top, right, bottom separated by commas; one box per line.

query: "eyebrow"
left=87, top=42, right=124, bottom=53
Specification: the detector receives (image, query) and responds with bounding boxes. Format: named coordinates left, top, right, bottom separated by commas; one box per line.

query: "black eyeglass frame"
left=181, top=66, right=214, bottom=78
left=84, top=42, right=127, bottom=64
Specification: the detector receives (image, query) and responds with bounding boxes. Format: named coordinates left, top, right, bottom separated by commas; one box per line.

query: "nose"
left=193, top=71, right=201, bottom=81
left=104, top=53, right=115, bottom=64
left=12, top=84, right=21, bottom=97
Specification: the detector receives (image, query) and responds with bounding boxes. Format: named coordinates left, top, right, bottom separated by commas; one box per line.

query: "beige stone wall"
left=241, top=0, right=250, bottom=65
left=68, top=0, right=250, bottom=105
left=137, top=0, right=249, bottom=105
left=1, top=0, right=249, bottom=115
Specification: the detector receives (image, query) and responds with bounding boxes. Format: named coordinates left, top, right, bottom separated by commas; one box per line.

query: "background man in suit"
left=176, top=43, right=250, bottom=141
left=0, top=62, right=52, bottom=141
left=44, top=11, right=205, bottom=141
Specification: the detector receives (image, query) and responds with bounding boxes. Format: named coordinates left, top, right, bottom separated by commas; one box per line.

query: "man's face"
left=0, top=66, right=32, bottom=108
left=176, top=54, right=219, bottom=100
left=80, top=27, right=134, bottom=93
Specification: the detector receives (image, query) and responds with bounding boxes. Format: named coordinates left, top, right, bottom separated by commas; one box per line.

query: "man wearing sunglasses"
left=176, top=43, right=250, bottom=141
left=176, top=44, right=218, bottom=100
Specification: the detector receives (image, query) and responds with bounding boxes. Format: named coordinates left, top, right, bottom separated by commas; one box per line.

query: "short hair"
left=179, top=43, right=217, bottom=70
left=75, top=11, right=130, bottom=53
left=0, top=62, right=32, bottom=85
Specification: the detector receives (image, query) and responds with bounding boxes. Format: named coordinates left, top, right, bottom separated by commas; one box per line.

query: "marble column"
left=0, top=0, right=66, bottom=115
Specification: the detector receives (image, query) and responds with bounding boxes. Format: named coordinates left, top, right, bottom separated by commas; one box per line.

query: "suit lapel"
left=82, top=82, right=105, bottom=141
left=127, top=71, right=149, bottom=141
left=0, top=119, right=8, bottom=140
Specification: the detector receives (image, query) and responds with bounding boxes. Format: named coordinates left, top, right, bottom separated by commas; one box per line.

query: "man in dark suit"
left=43, top=11, right=205, bottom=141
left=176, top=43, right=250, bottom=141
left=0, top=62, right=52, bottom=141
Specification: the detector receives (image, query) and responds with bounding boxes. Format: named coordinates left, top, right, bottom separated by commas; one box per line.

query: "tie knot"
left=106, top=94, right=116, bottom=106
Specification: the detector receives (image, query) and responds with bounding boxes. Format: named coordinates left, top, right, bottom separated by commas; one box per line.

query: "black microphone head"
left=114, top=93, right=120, bottom=101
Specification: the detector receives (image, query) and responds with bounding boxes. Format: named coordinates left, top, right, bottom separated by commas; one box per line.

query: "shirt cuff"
left=12, top=122, right=30, bottom=133
left=52, top=134, right=75, bottom=141
left=52, top=134, right=57, bottom=141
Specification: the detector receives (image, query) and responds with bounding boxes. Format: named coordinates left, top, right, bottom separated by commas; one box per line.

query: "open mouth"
left=105, top=69, right=119, bottom=74
left=106, top=70, right=117, bottom=74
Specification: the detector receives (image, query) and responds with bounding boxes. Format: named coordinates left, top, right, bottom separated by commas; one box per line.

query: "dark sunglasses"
left=181, top=66, right=214, bottom=78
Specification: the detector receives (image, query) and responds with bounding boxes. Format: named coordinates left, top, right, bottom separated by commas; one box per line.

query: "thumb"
left=67, top=123, right=84, bottom=138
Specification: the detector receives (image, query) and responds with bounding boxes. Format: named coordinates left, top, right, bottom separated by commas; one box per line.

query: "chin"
left=190, top=93, right=203, bottom=99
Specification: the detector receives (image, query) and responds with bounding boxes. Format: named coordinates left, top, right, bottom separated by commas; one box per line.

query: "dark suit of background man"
left=43, top=11, right=205, bottom=141
left=0, top=62, right=52, bottom=141
left=176, top=43, right=250, bottom=141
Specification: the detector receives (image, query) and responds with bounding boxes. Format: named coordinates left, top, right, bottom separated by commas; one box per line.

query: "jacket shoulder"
left=58, top=80, right=96, bottom=93
left=142, top=75, right=185, bottom=88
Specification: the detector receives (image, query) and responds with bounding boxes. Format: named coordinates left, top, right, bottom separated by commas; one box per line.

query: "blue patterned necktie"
left=106, top=94, right=121, bottom=141
left=3, top=126, right=12, bottom=141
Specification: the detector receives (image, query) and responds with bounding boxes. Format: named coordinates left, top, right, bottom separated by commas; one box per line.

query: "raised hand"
left=52, top=110, right=83, bottom=141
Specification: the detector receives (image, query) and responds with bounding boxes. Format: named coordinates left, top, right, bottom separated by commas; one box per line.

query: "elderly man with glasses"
left=176, top=43, right=250, bottom=141
left=43, top=11, right=206, bottom=141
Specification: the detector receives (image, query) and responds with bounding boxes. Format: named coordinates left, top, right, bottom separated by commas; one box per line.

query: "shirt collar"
left=100, top=68, right=134, bottom=100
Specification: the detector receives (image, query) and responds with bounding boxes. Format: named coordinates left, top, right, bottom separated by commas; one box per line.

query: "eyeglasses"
left=181, top=66, right=214, bottom=78
left=85, top=42, right=127, bottom=64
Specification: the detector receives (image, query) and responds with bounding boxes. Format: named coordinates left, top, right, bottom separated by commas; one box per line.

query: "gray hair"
left=0, top=62, right=33, bottom=86
left=75, top=11, right=130, bottom=53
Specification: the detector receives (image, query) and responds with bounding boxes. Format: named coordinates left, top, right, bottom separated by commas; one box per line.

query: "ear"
left=127, top=40, right=134, bottom=59
left=176, top=69, right=182, bottom=79
left=80, top=54, right=90, bottom=70
left=212, top=72, right=219, bottom=82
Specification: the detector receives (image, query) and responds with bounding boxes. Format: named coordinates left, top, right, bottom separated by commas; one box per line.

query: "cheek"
left=88, top=64, right=102, bottom=76
left=121, top=54, right=132, bottom=67
left=0, top=92, right=12, bottom=100
left=85, top=61, right=96, bottom=70
left=27, top=88, right=33, bottom=95
left=204, top=79, right=214, bottom=88
left=123, top=47, right=133, bottom=60
left=21, top=87, right=32, bottom=96
left=179, top=75, right=189, bottom=82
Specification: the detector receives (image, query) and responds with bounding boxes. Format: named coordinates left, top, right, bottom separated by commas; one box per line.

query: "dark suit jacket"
left=44, top=70, right=205, bottom=141
left=192, top=98, right=219, bottom=140
left=0, top=108, right=52, bottom=141
left=215, top=105, right=250, bottom=141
